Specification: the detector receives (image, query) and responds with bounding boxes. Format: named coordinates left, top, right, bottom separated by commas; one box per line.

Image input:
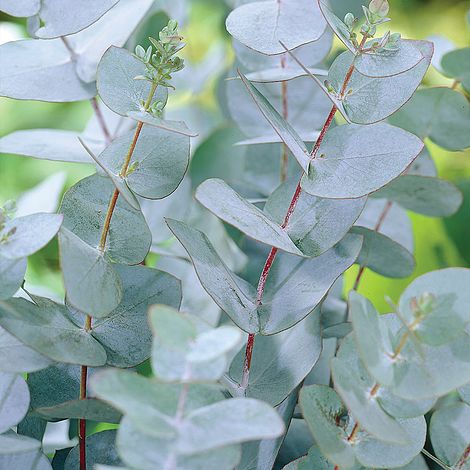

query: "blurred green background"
left=0, top=0, right=469, bottom=312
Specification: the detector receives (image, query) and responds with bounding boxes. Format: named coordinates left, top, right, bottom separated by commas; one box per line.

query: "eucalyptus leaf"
left=332, top=335, right=408, bottom=445
left=234, top=28, right=332, bottom=72
left=166, top=218, right=258, bottom=334
left=34, top=398, right=121, bottom=423
left=301, top=123, right=423, bottom=199
left=226, top=0, right=326, bottom=55
left=97, top=46, right=168, bottom=117
left=389, top=87, right=470, bottom=151
left=0, top=130, right=97, bottom=164
left=0, top=373, right=30, bottom=433
left=65, top=0, right=155, bottom=83
left=238, top=72, right=312, bottom=174
left=299, top=385, right=356, bottom=469
left=0, top=326, right=51, bottom=373
left=328, top=42, right=432, bottom=125
left=0, top=213, right=62, bottom=260
left=59, top=227, right=123, bottom=319
left=0, top=432, right=41, bottom=455
left=0, top=445, right=52, bottom=469
left=318, top=0, right=356, bottom=53
left=353, top=416, right=427, bottom=469
left=0, top=0, right=40, bottom=17
left=355, top=39, right=426, bottom=78
left=441, top=47, right=470, bottom=93
left=127, top=111, right=197, bottom=137
left=60, top=174, right=151, bottom=264
left=351, top=226, right=415, bottom=278
left=354, top=312, right=470, bottom=400
left=116, top=416, right=241, bottom=470
left=31, top=0, right=120, bottom=39
left=0, top=256, right=26, bottom=300
left=228, top=313, right=322, bottom=406
left=64, top=430, right=121, bottom=470
left=372, top=175, right=463, bottom=217
left=0, top=39, right=95, bottom=102
left=70, top=264, right=182, bottom=367
left=0, top=297, right=107, bottom=366
left=257, top=234, right=362, bottom=334
left=92, top=368, right=226, bottom=438
left=264, top=177, right=366, bottom=257
left=398, top=268, right=470, bottom=346
left=98, top=125, right=190, bottom=200
left=195, top=179, right=304, bottom=256
left=149, top=304, right=241, bottom=382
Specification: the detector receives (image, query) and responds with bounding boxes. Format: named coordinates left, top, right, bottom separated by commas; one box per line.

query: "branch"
left=240, top=35, right=369, bottom=392
left=78, top=83, right=157, bottom=470
left=90, top=98, right=112, bottom=145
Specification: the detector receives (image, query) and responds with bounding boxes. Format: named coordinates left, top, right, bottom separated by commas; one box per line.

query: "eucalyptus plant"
left=0, top=0, right=469, bottom=469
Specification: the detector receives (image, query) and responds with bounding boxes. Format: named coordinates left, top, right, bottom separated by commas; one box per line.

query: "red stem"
left=90, top=98, right=112, bottom=145
left=457, top=443, right=470, bottom=469
left=79, top=364, right=88, bottom=470
left=239, top=35, right=368, bottom=390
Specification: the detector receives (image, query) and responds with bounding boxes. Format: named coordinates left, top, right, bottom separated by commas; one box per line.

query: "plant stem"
left=78, top=83, right=157, bottom=470
left=90, top=98, right=112, bottom=145
left=451, top=79, right=460, bottom=90
left=240, top=37, right=368, bottom=391
left=351, top=200, right=394, bottom=292
left=456, top=443, right=470, bottom=469
left=421, top=448, right=452, bottom=470
left=280, top=54, right=289, bottom=182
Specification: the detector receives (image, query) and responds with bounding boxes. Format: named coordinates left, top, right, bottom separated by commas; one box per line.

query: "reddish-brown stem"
left=240, top=41, right=364, bottom=389
left=90, top=98, right=112, bottom=145
left=79, top=315, right=92, bottom=470
left=347, top=422, right=360, bottom=442
left=352, top=200, right=394, bottom=292
left=456, top=444, right=470, bottom=469
left=334, top=466, right=339, bottom=470
left=352, top=266, right=366, bottom=291
left=79, top=363, right=88, bottom=470
left=375, top=200, right=393, bottom=231
left=280, top=54, right=289, bottom=182
left=241, top=333, right=255, bottom=389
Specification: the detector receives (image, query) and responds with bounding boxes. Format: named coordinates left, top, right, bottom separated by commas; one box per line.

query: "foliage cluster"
left=0, top=0, right=469, bottom=469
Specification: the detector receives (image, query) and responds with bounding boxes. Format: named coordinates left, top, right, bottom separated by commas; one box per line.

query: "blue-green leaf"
left=389, top=87, right=470, bottom=151
left=98, top=126, right=190, bottom=200
left=31, top=0, right=119, bottom=38
left=228, top=313, right=322, bottom=406
left=0, top=373, right=30, bottom=432
left=195, top=179, right=304, bottom=256
left=59, top=227, right=123, bottom=319
left=301, top=123, right=423, bottom=199
left=226, top=0, right=326, bottom=55
left=0, top=213, right=62, bottom=260
left=430, top=402, right=470, bottom=470
left=328, top=42, right=432, bottom=124
left=0, top=39, right=95, bottom=102
left=372, top=175, right=463, bottom=217
left=0, top=297, right=107, bottom=366
left=264, top=178, right=366, bottom=257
